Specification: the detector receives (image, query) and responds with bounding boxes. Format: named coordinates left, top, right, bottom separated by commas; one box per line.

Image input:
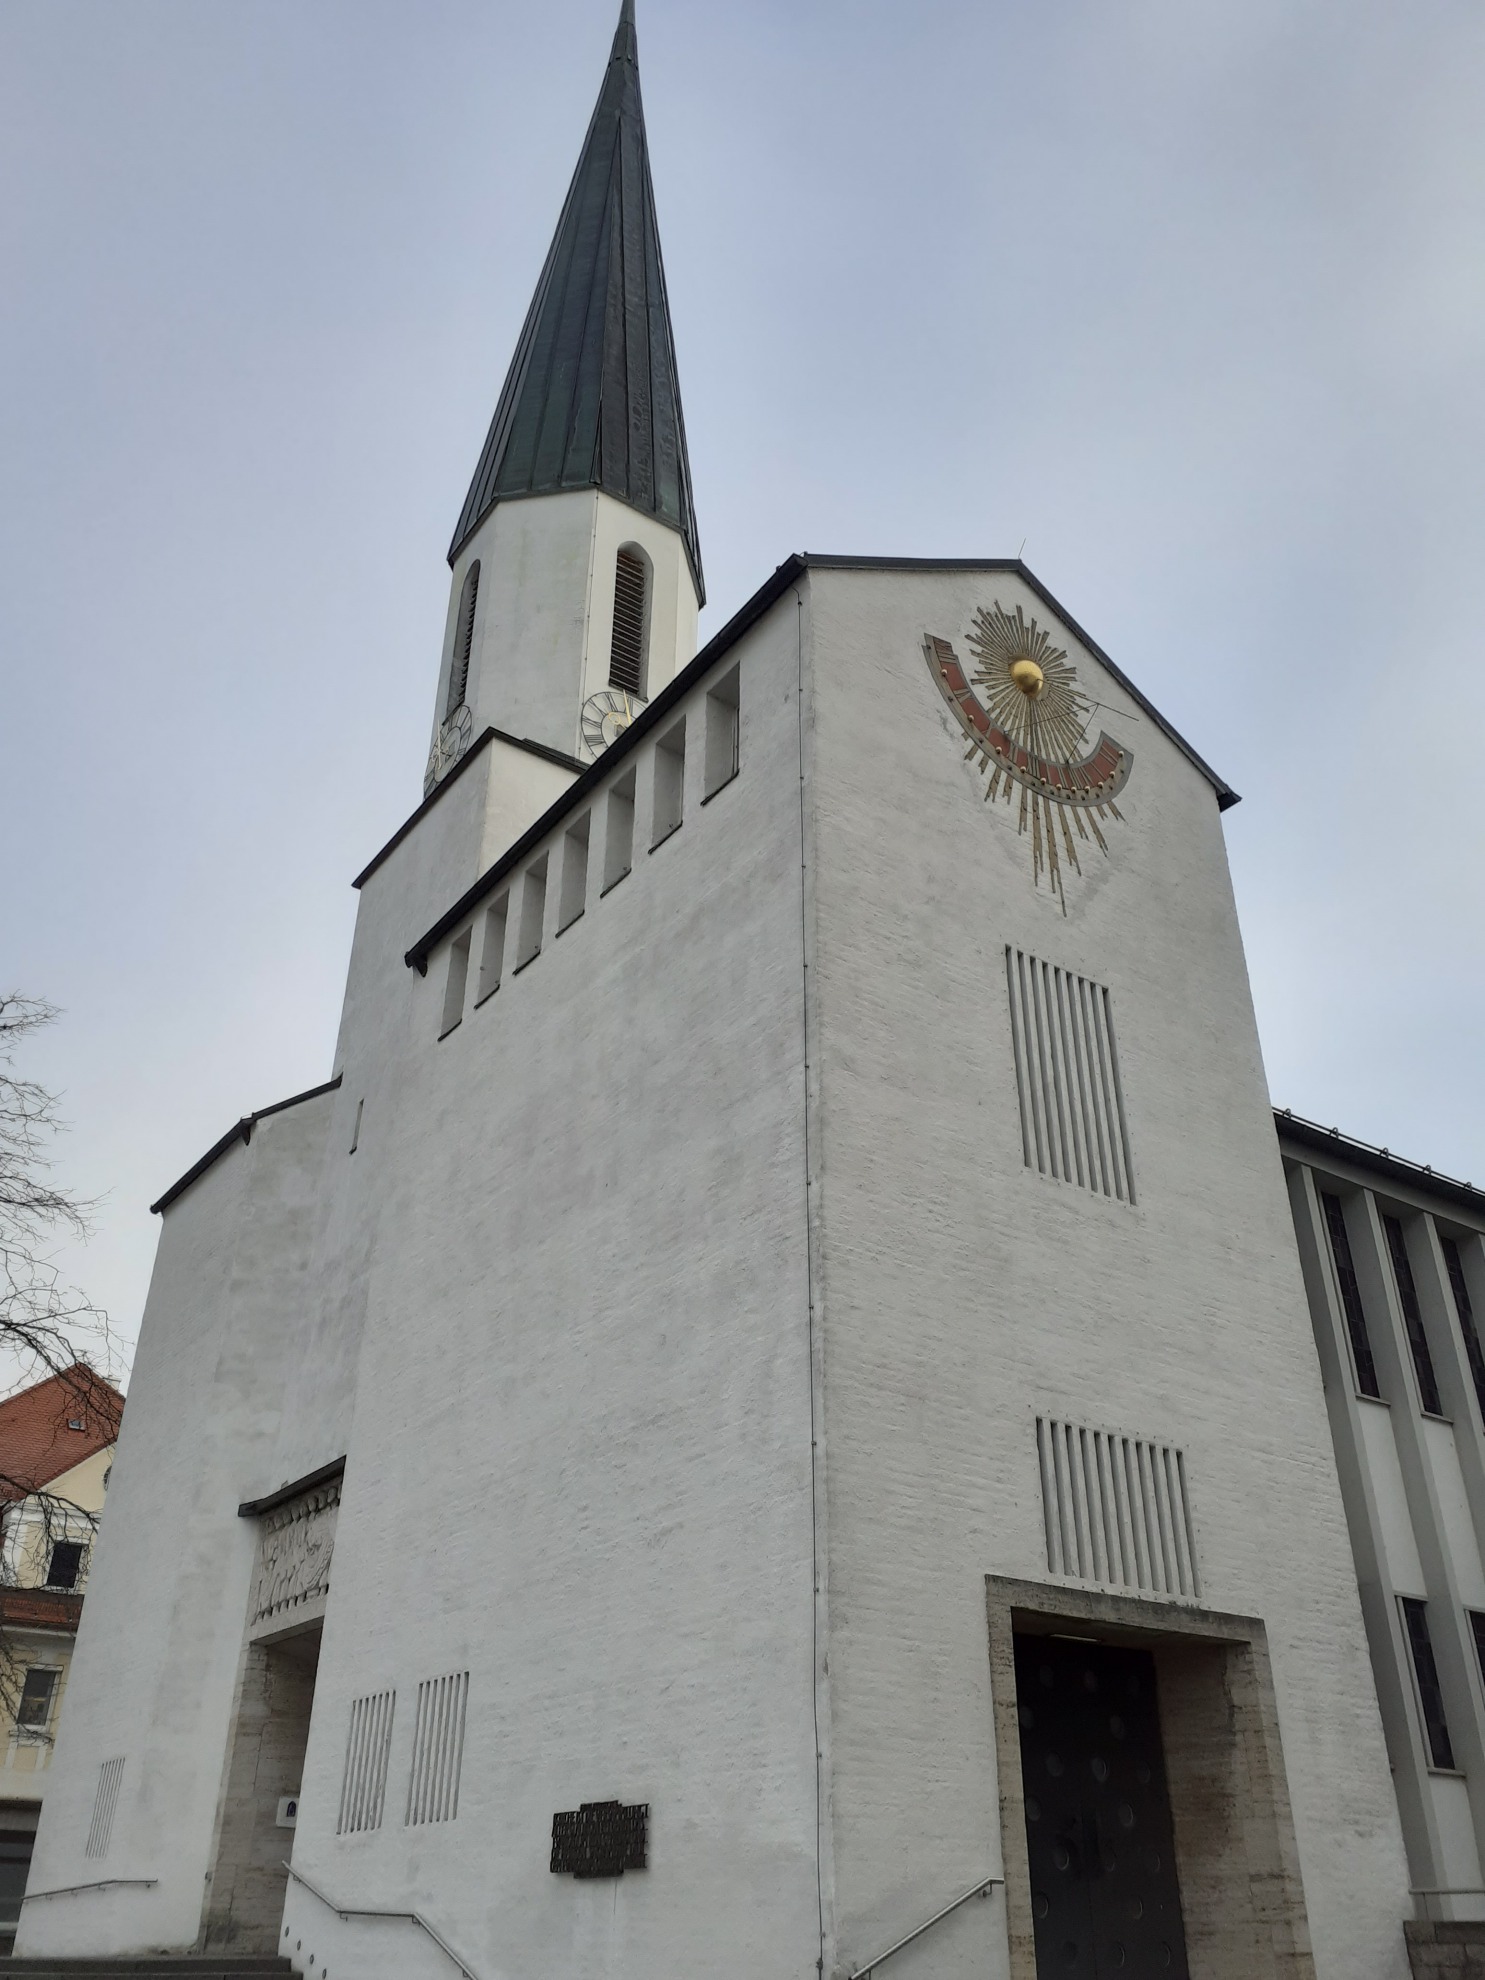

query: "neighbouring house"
left=0, top=1366, right=123, bottom=1951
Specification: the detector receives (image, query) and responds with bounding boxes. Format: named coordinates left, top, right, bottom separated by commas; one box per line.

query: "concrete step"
left=0, top=1961, right=293, bottom=1978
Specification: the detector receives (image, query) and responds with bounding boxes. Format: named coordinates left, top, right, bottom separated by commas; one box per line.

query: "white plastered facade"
left=21, top=557, right=1413, bottom=1977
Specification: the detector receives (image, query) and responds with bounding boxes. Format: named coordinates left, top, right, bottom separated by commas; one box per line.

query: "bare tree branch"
left=0, top=994, right=124, bottom=1735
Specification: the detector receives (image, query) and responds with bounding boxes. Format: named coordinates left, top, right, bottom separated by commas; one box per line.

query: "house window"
left=1444, top=1237, right=1485, bottom=1425
left=1469, top=1609, right=1485, bottom=1691
left=1321, top=1192, right=1382, bottom=1400
left=609, top=549, right=648, bottom=697
left=45, top=1541, right=85, bottom=1591
left=16, top=1668, right=57, bottom=1733
left=1401, top=1596, right=1455, bottom=1769
left=1384, top=1214, right=1443, bottom=1416
left=446, top=562, right=480, bottom=719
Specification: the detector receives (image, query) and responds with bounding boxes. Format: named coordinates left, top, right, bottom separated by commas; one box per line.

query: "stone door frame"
left=986, top=1575, right=1316, bottom=1980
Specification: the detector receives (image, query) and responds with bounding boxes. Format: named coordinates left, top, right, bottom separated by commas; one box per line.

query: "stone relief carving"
left=249, top=1477, right=340, bottom=1629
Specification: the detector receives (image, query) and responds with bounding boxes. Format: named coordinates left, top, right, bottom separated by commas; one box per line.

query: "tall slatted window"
left=1385, top=1214, right=1443, bottom=1416
left=446, top=562, right=480, bottom=719
left=85, top=1757, right=124, bottom=1858
left=609, top=550, right=647, bottom=696
left=405, top=1670, right=469, bottom=1826
left=1444, top=1236, right=1485, bottom=1428
left=337, top=1689, right=396, bottom=1835
left=1037, top=1417, right=1199, bottom=1599
left=1321, top=1192, right=1382, bottom=1399
left=1005, top=949, right=1133, bottom=1202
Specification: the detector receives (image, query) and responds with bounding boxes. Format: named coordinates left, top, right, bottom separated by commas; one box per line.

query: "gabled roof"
left=0, top=1367, right=123, bottom=1503
left=448, top=0, right=704, bottom=601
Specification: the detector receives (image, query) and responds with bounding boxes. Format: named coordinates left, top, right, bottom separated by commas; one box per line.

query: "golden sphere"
left=1009, top=657, right=1045, bottom=697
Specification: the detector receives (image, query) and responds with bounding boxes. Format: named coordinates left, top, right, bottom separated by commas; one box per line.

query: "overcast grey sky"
left=4, top=0, right=1483, bottom=1382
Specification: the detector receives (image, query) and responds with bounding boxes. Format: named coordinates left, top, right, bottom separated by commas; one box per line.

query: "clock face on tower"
left=423, top=702, right=475, bottom=797
left=923, top=601, right=1133, bottom=911
left=581, top=688, right=647, bottom=759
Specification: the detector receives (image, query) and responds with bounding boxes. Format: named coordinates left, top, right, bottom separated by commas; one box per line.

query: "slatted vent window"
left=609, top=550, right=648, bottom=696
left=85, top=1756, right=124, bottom=1858
left=1037, top=1417, right=1199, bottom=1599
left=447, top=562, right=479, bottom=718
left=337, top=1689, right=395, bottom=1835
left=405, top=1670, right=469, bottom=1827
left=1006, top=950, right=1134, bottom=1202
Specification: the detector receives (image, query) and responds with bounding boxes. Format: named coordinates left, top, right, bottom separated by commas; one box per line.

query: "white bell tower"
left=424, top=0, right=702, bottom=796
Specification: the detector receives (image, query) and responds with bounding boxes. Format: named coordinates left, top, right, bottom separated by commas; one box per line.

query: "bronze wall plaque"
left=550, top=1799, right=648, bottom=1877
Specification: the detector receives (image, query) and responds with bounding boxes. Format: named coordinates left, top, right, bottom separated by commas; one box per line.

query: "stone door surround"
left=986, top=1576, right=1319, bottom=1980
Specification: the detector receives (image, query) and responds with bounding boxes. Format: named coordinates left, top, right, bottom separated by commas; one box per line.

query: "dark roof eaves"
left=1275, top=1108, right=1485, bottom=1219
left=404, top=554, right=807, bottom=973
left=801, top=555, right=1239, bottom=811
left=352, top=727, right=498, bottom=890
left=237, top=1455, right=346, bottom=1518
left=150, top=1075, right=344, bottom=1216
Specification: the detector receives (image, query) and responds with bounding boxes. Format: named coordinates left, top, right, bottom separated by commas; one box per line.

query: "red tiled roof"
left=0, top=1366, right=124, bottom=1502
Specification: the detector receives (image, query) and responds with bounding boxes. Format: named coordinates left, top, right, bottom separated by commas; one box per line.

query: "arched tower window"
left=446, top=561, right=480, bottom=719
left=609, top=548, right=649, bottom=698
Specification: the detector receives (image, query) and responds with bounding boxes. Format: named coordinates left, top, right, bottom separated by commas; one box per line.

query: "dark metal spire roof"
left=448, top=0, right=703, bottom=601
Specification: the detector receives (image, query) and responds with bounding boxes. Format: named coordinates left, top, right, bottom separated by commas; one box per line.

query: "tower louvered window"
left=446, top=562, right=480, bottom=719
left=609, top=550, right=648, bottom=696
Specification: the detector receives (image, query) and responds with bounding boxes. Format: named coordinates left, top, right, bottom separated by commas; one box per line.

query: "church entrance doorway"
left=202, top=1620, right=320, bottom=1953
left=1014, top=1633, right=1190, bottom=1978
left=989, top=1578, right=1318, bottom=1980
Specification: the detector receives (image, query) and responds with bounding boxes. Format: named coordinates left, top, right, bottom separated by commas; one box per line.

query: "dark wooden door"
left=1015, top=1634, right=1190, bottom=1978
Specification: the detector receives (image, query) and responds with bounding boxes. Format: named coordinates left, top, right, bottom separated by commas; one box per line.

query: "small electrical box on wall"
left=276, top=1795, right=299, bottom=1829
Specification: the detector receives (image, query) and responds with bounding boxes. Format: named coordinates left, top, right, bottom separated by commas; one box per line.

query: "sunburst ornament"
left=923, top=602, right=1134, bottom=910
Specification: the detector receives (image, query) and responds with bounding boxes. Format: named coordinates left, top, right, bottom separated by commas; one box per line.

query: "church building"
left=17, top=7, right=1429, bottom=1976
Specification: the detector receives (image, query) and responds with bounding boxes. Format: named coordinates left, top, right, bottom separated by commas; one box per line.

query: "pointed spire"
left=449, top=1, right=703, bottom=602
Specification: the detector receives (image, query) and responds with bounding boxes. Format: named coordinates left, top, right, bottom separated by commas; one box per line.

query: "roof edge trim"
left=404, top=555, right=806, bottom=973
left=237, top=1456, right=347, bottom=1518
left=1275, top=1108, right=1485, bottom=1217
left=801, top=556, right=1239, bottom=810
left=151, top=1075, right=343, bottom=1216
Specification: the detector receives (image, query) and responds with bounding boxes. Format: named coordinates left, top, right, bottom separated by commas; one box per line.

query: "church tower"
left=423, top=0, right=703, bottom=796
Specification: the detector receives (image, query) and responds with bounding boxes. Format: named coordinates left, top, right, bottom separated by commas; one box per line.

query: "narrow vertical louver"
left=405, top=1670, right=469, bottom=1826
left=1037, top=1417, right=1199, bottom=1599
left=446, top=561, right=480, bottom=719
left=85, top=1756, right=124, bottom=1858
left=1005, top=949, right=1133, bottom=1202
left=609, top=550, right=647, bottom=696
left=337, top=1689, right=396, bottom=1835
